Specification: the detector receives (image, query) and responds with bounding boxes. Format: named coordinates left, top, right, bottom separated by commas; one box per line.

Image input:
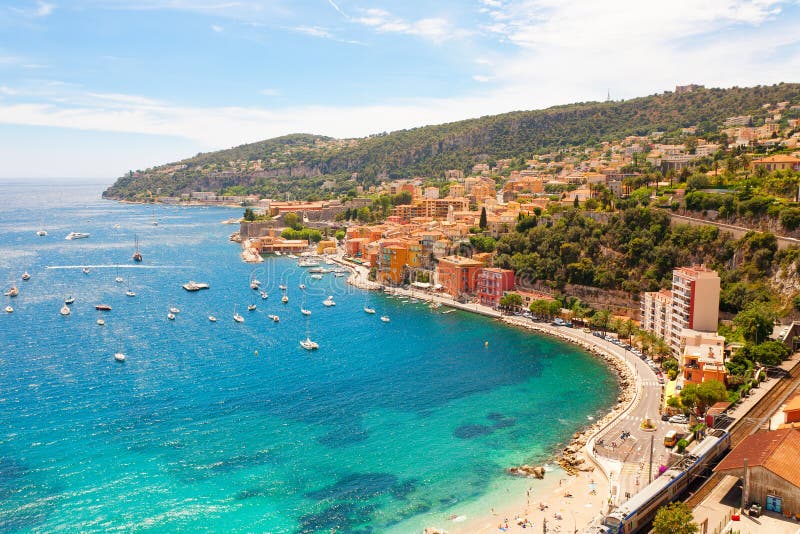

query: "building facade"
left=436, top=255, right=484, bottom=299
left=477, top=268, right=515, bottom=308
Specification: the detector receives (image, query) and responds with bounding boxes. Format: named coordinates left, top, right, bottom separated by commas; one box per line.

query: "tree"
left=695, top=380, right=728, bottom=413
left=334, top=229, right=346, bottom=241
left=590, top=309, right=611, bottom=332
left=652, top=502, right=698, bottom=534
left=243, top=207, right=256, bottom=221
left=283, top=212, right=301, bottom=230
left=479, top=207, right=487, bottom=230
left=499, top=293, right=523, bottom=310
left=733, top=303, right=777, bottom=344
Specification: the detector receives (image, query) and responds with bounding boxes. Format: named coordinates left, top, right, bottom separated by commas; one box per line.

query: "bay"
left=0, top=180, right=617, bottom=533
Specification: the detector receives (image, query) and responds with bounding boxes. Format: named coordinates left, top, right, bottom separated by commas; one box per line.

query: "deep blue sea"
left=0, top=180, right=617, bottom=533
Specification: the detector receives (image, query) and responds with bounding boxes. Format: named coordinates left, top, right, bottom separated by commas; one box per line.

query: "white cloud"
left=211, top=24, right=223, bottom=32
left=352, top=8, right=470, bottom=43
left=292, top=25, right=333, bottom=38
left=36, top=1, right=56, bottom=16
left=327, top=0, right=346, bottom=17
left=0, top=86, right=20, bottom=95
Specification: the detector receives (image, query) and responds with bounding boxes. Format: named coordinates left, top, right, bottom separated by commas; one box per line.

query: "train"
left=585, top=428, right=731, bottom=534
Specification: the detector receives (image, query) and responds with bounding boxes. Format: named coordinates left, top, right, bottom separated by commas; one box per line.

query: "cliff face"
left=103, top=83, right=800, bottom=200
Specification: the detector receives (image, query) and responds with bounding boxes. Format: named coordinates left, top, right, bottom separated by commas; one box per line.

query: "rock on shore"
left=506, top=464, right=546, bottom=478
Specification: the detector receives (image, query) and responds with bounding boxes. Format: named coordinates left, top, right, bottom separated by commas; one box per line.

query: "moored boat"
left=21, top=272, right=30, bottom=281
left=132, top=235, right=143, bottom=262
left=268, top=314, right=280, bottom=322
left=95, top=304, right=112, bottom=311
left=167, top=312, right=176, bottom=320
left=65, top=232, right=90, bottom=240
left=182, top=281, right=210, bottom=291
left=364, top=306, right=376, bottom=314
left=281, top=295, right=289, bottom=303
left=208, top=315, right=217, bottom=322
left=60, top=304, right=70, bottom=316
left=4, top=286, right=19, bottom=297
left=380, top=315, right=390, bottom=322
left=36, top=229, right=47, bottom=236
left=323, top=295, right=336, bottom=307
left=114, top=352, right=126, bottom=362
left=64, top=296, right=75, bottom=304
left=300, top=337, right=319, bottom=350
left=4, top=305, right=12, bottom=313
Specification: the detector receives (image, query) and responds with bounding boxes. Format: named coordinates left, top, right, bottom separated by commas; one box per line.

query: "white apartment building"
left=641, top=265, right=721, bottom=354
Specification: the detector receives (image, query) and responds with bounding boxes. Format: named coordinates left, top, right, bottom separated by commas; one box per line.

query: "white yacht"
left=167, top=312, right=176, bottom=320
left=182, top=281, right=210, bottom=291
left=114, top=352, right=126, bottom=362
left=126, top=290, right=136, bottom=297
left=363, top=306, right=376, bottom=314
left=115, top=276, right=124, bottom=283
left=233, top=310, right=244, bottom=323
left=281, top=295, right=289, bottom=304
left=298, top=259, right=320, bottom=268
left=64, top=296, right=75, bottom=304
left=334, top=272, right=346, bottom=278
left=97, top=319, right=105, bottom=325
left=260, top=291, right=268, bottom=299
left=169, top=307, right=180, bottom=314
left=301, top=308, right=312, bottom=316
left=4, top=306, right=12, bottom=313
left=380, top=315, right=391, bottom=322
left=300, top=338, right=319, bottom=350
left=299, top=284, right=306, bottom=290
left=65, top=232, right=90, bottom=240
left=208, top=315, right=217, bottom=322
left=4, top=286, right=19, bottom=297
left=268, top=314, right=280, bottom=322
left=279, top=284, right=287, bottom=291
left=36, top=229, right=47, bottom=237
left=310, top=274, right=323, bottom=280
left=247, top=304, right=257, bottom=311
left=21, top=272, right=30, bottom=281
left=287, top=254, right=298, bottom=259
left=60, top=304, right=71, bottom=316
left=323, top=296, right=336, bottom=307
left=82, top=267, right=90, bottom=275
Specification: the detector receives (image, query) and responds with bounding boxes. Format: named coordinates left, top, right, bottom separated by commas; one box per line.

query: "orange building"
left=346, top=237, right=369, bottom=258
left=378, top=241, right=409, bottom=286
left=436, top=255, right=484, bottom=298
left=680, top=330, right=728, bottom=386
left=784, top=395, right=800, bottom=425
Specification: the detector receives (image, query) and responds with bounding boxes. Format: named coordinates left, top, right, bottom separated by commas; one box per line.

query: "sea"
left=0, top=179, right=618, bottom=533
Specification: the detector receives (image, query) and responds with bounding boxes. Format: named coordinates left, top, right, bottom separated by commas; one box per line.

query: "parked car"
left=661, top=413, right=671, bottom=421
left=669, top=414, right=689, bottom=424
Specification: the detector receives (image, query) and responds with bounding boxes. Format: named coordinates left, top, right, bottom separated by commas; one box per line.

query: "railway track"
left=683, top=358, right=800, bottom=508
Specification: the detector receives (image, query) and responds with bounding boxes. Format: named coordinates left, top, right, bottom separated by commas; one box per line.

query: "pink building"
left=477, top=268, right=515, bottom=308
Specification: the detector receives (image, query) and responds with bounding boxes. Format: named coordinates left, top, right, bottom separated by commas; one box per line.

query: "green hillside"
left=103, top=83, right=800, bottom=200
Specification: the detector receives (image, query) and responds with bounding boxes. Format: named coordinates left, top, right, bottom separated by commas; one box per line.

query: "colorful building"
left=680, top=329, right=728, bottom=386
left=436, top=255, right=484, bottom=298
left=477, top=268, right=515, bottom=308
left=378, top=241, right=409, bottom=286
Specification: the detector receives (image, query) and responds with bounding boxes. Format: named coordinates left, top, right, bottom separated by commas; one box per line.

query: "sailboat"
left=132, top=235, right=143, bottom=262
left=82, top=267, right=90, bottom=275
left=60, top=304, right=71, bottom=316
left=233, top=305, right=244, bottom=323
left=300, top=291, right=311, bottom=316
left=299, top=315, right=319, bottom=350
left=281, top=294, right=289, bottom=304
left=363, top=294, right=375, bottom=314
left=114, top=267, right=124, bottom=283
left=260, top=291, right=268, bottom=300
left=64, top=296, right=75, bottom=304
left=4, top=284, right=19, bottom=297
left=151, top=206, right=158, bottom=226
left=323, top=295, right=335, bottom=307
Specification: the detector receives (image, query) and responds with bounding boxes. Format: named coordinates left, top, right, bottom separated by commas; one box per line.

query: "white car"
left=669, top=414, right=689, bottom=424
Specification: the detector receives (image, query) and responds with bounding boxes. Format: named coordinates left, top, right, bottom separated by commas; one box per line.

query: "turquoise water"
left=0, top=180, right=618, bottom=533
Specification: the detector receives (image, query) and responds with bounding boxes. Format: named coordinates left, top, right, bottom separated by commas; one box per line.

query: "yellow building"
left=317, top=239, right=336, bottom=254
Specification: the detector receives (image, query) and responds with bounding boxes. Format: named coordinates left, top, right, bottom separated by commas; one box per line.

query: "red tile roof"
left=715, top=429, right=800, bottom=488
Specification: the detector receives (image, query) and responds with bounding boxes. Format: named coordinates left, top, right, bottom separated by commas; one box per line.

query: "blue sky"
left=1, top=0, right=799, bottom=179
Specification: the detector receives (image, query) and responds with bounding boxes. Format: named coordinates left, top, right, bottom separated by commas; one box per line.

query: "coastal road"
left=588, top=339, right=683, bottom=506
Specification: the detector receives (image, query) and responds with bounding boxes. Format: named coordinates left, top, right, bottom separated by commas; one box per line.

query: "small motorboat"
left=323, top=296, right=335, bottom=307
left=64, top=296, right=75, bottom=304
left=363, top=306, right=376, bottom=314
left=82, top=267, right=90, bottom=275
left=95, top=304, right=112, bottom=311
left=97, top=319, right=105, bottom=325
left=250, top=279, right=261, bottom=290
left=114, top=352, right=126, bottom=362
left=247, top=304, right=257, bottom=311
left=36, top=229, right=47, bottom=236
left=60, top=304, right=70, bottom=316
left=310, top=274, right=323, bottom=280
left=300, top=337, right=319, bottom=350
left=208, top=315, right=217, bottom=322
left=301, top=308, right=311, bottom=316
left=4, top=286, right=19, bottom=297
left=287, top=254, right=298, bottom=259
left=233, top=313, right=244, bottom=323
left=115, top=276, right=124, bottom=283
left=5, top=305, right=13, bottom=313
left=380, top=315, right=390, bottom=322
left=299, top=284, right=306, bottom=290
left=281, top=295, right=289, bottom=304
left=126, top=290, right=136, bottom=297
left=260, top=291, right=268, bottom=299
left=268, top=314, right=280, bottom=322
left=65, top=232, right=90, bottom=240
left=279, top=285, right=287, bottom=291
left=334, top=272, right=346, bottom=278
left=167, top=313, right=176, bottom=320
left=169, top=307, right=180, bottom=314
left=21, top=272, right=31, bottom=281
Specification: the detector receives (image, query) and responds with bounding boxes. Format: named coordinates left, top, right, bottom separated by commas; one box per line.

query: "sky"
left=1, top=0, right=799, bottom=179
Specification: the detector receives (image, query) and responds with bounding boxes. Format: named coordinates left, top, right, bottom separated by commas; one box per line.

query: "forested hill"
left=103, top=83, right=800, bottom=200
